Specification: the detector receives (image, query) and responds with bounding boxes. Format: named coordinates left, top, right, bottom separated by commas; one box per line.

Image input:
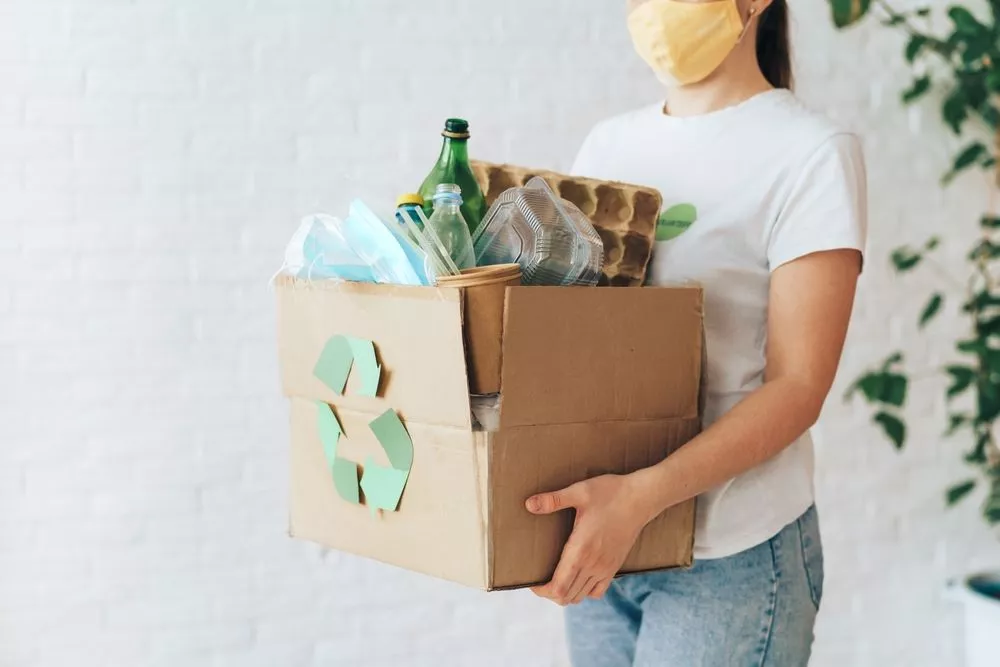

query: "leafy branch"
left=830, top=0, right=1000, bottom=524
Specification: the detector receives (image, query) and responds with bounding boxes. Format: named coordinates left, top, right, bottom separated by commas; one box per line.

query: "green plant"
left=830, top=0, right=1000, bottom=523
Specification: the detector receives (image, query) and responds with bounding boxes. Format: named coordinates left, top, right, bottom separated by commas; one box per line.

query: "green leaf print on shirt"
left=656, top=203, right=698, bottom=241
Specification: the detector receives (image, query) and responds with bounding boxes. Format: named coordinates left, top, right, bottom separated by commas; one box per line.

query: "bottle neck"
left=435, top=137, right=469, bottom=169
left=433, top=197, right=462, bottom=212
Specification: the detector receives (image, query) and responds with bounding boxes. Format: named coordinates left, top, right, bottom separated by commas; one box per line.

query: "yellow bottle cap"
left=396, top=193, right=424, bottom=207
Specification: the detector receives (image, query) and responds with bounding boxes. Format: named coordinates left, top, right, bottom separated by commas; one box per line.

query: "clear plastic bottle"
left=426, top=184, right=476, bottom=270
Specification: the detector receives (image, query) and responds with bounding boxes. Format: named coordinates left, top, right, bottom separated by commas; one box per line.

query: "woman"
left=524, top=0, right=866, bottom=665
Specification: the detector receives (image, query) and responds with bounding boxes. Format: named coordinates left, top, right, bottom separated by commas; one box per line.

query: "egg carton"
left=471, top=161, right=661, bottom=287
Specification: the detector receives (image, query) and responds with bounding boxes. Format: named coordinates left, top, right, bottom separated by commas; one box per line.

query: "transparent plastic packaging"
left=342, top=200, right=427, bottom=285
left=470, top=393, right=501, bottom=432
left=397, top=205, right=461, bottom=279
left=472, top=178, right=603, bottom=286
left=282, top=214, right=377, bottom=283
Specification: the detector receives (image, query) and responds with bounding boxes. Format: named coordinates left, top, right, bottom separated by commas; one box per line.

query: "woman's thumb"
left=525, top=483, right=585, bottom=515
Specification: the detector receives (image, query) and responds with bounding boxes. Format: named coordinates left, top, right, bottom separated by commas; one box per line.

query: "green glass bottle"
left=418, top=118, right=487, bottom=235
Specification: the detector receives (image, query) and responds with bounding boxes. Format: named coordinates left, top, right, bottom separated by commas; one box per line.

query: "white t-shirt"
left=571, top=89, right=867, bottom=559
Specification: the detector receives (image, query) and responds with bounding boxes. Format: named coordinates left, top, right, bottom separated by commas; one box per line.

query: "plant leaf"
left=942, top=90, right=968, bottom=134
left=980, top=216, right=1000, bottom=229
left=925, top=236, right=940, bottom=250
left=946, top=479, right=977, bottom=506
left=919, top=293, right=943, bottom=327
left=987, top=69, right=1000, bottom=94
left=957, top=338, right=988, bottom=355
left=883, top=351, right=904, bottom=368
left=961, top=36, right=993, bottom=64
left=902, top=75, right=932, bottom=104
left=949, top=6, right=987, bottom=33
left=873, top=411, right=906, bottom=449
left=905, top=34, right=927, bottom=62
left=981, top=104, right=1000, bottom=130
left=946, top=366, right=976, bottom=398
left=983, top=476, right=1000, bottom=524
left=965, top=431, right=991, bottom=464
left=978, top=381, right=1000, bottom=423
left=891, top=246, right=923, bottom=271
left=968, top=239, right=1000, bottom=261
left=944, top=142, right=988, bottom=183
left=846, top=370, right=907, bottom=407
left=883, top=374, right=908, bottom=406
left=963, top=291, right=1000, bottom=313
left=980, top=315, right=1000, bottom=336
left=946, top=413, right=969, bottom=435
left=830, top=0, right=873, bottom=27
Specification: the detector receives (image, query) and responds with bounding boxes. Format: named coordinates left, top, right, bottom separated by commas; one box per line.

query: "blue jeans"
left=565, top=505, right=823, bottom=667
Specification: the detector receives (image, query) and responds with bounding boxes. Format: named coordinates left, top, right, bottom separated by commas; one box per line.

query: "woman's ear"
left=746, top=0, right=776, bottom=17
left=739, top=0, right=774, bottom=23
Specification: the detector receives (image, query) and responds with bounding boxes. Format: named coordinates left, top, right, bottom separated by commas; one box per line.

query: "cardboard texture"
left=277, top=276, right=471, bottom=429
left=499, top=287, right=702, bottom=428
left=277, top=275, right=705, bottom=590
left=438, top=269, right=522, bottom=395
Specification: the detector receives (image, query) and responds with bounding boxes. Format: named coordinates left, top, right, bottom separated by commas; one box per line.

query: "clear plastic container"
left=472, top=178, right=603, bottom=286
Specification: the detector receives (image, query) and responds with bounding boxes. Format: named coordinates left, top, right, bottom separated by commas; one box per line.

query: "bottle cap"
left=396, top=193, right=424, bottom=207
left=432, top=183, right=463, bottom=203
left=442, top=118, right=470, bottom=139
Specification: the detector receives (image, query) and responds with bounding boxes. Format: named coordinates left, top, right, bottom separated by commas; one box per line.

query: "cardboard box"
left=276, top=275, right=704, bottom=590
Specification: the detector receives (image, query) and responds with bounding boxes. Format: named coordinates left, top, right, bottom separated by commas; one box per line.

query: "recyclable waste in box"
left=275, top=158, right=705, bottom=589
left=276, top=275, right=706, bottom=590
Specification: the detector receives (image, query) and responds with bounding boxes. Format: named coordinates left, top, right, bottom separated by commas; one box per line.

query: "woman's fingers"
left=588, top=579, right=612, bottom=599
left=552, top=564, right=585, bottom=605
left=570, top=575, right=599, bottom=605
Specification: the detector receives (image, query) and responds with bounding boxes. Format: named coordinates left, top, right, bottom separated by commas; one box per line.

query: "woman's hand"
left=525, top=473, right=651, bottom=606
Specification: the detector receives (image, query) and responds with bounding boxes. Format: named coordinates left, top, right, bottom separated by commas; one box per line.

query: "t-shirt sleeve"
left=767, top=132, right=868, bottom=271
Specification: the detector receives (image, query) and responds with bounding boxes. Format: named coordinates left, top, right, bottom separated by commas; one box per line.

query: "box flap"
left=499, top=286, right=703, bottom=429
left=488, top=419, right=698, bottom=589
left=276, top=275, right=471, bottom=429
left=288, top=399, right=489, bottom=589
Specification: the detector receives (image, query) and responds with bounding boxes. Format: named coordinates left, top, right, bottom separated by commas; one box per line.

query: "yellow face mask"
left=627, top=0, right=751, bottom=87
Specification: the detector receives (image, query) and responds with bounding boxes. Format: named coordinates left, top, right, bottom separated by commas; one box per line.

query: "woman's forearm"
left=629, top=376, right=828, bottom=524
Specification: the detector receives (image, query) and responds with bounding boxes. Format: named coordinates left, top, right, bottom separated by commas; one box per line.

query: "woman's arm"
left=527, top=248, right=862, bottom=606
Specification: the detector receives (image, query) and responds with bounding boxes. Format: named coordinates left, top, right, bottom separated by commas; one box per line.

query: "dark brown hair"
left=756, top=0, right=792, bottom=89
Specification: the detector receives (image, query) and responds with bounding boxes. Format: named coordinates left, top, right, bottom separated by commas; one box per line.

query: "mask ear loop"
left=268, top=264, right=286, bottom=290
left=737, top=5, right=757, bottom=43
left=305, top=254, right=322, bottom=290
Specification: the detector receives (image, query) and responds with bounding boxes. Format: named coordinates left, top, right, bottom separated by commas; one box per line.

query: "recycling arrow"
left=312, top=335, right=413, bottom=514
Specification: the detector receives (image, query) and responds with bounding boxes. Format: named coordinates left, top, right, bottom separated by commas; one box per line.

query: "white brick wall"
left=1, top=1, right=997, bottom=665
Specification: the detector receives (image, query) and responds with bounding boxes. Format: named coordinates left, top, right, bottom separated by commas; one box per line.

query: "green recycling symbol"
left=312, top=335, right=414, bottom=515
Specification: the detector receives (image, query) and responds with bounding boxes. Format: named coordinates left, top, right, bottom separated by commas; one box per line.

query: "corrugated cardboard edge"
left=485, top=287, right=517, bottom=591
left=472, top=431, right=492, bottom=591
